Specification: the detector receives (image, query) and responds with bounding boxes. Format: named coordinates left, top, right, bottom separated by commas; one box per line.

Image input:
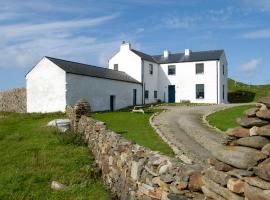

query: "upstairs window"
left=154, top=91, right=157, bottom=99
left=114, top=64, right=118, bottom=71
left=168, top=65, right=176, bottom=75
left=145, top=90, right=149, bottom=99
left=196, top=84, right=205, bottom=99
left=196, top=63, right=204, bottom=74
left=149, top=64, right=153, bottom=75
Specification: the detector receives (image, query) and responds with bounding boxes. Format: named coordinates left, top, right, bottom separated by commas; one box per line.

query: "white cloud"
left=243, top=28, right=270, bottom=39
left=162, top=16, right=199, bottom=29
left=240, top=0, right=270, bottom=12
left=237, top=58, right=263, bottom=76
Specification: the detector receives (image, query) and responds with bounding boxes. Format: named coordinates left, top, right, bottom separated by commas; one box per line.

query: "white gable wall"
left=26, top=58, right=67, bottom=113
left=66, top=73, right=142, bottom=112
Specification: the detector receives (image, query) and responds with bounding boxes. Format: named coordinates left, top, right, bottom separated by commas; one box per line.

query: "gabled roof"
left=45, top=57, right=140, bottom=84
left=131, top=49, right=224, bottom=64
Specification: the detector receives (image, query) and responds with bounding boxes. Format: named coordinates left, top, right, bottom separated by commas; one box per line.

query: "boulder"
left=262, top=143, right=270, bottom=156
left=244, top=183, right=270, bottom=200
left=256, top=110, right=270, bottom=120
left=227, top=178, right=245, bottom=194
left=236, top=136, right=269, bottom=149
left=254, top=158, right=270, bottom=181
left=244, top=176, right=270, bottom=190
left=204, top=167, right=231, bottom=186
left=258, top=96, right=270, bottom=108
left=188, top=171, right=203, bottom=192
left=245, top=107, right=259, bottom=117
left=226, top=127, right=250, bottom=138
left=212, top=146, right=267, bottom=169
left=257, top=125, right=270, bottom=136
left=237, top=117, right=269, bottom=128
left=47, top=119, right=71, bottom=132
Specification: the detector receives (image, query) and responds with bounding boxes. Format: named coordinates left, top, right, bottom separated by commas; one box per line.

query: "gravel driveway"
left=153, top=104, right=240, bottom=165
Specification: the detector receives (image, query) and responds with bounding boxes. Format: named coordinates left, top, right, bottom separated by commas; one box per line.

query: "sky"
left=0, top=0, right=270, bottom=91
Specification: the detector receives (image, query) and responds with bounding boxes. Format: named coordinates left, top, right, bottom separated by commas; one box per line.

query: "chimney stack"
left=120, top=41, right=131, bottom=51
left=185, top=49, right=192, bottom=56
left=163, top=50, right=170, bottom=58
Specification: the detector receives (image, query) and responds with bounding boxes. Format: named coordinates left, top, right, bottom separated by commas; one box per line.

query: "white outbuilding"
left=26, top=57, right=142, bottom=113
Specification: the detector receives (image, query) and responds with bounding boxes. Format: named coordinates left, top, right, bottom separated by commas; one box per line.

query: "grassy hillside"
left=228, top=78, right=270, bottom=103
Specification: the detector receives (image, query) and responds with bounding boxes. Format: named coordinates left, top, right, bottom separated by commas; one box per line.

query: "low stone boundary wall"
left=0, top=88, right=26, bottom=113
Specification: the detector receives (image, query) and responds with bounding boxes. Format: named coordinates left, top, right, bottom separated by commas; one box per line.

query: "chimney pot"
left=120, top=41, right=131, bottom=51
left=164, top=50, right=170, bottom=58
left=185, top=49, right=192, bottom=56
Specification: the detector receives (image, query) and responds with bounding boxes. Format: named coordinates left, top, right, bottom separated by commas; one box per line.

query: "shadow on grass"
left=228, top=90, right=256, bottom=103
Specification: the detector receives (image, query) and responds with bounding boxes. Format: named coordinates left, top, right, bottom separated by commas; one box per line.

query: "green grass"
left=0, top=112, right=110, bottom=200
left=207, top=105, right=254, bottom=132
left=92, top=109, right=174, bottom=157
left=228, top=78, right=270, bottom=103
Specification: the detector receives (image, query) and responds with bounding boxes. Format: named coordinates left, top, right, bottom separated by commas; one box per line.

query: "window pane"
left=154, top=91, right=157, bottom=98
left=149, top=64, right=153, bottom=75
left=196, top=84, right=204, bottom=99
left=145, top=90, right=149, bottom=99
left=114, top=64, right=118, bottom=71
left=196, top=63, right=204, bottom=74
left=168, top=65, right=176, bottom=75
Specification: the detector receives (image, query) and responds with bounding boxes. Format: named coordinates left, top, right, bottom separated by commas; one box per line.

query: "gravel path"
left=153, top=104, right=241, bottom=165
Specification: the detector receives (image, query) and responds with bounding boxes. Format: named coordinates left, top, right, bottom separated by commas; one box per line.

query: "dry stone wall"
left=0, top=88, right=26, bottom=113
left=202, top=96, right=270, bottom=200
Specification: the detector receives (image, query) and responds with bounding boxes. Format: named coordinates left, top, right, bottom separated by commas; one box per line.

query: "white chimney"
left=120, top=41, right=131, bottom=51
left=185, top=49, right=192, bottom=56
left=163, top=50, right=170, bottom=58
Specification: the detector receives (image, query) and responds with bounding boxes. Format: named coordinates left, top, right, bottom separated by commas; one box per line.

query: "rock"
left=207, top=157, right=233, bottom=172
left=244, top=177, right=270, bottom=190
left=249, top=126, right=259, bottom=136
left=159, top=161, right=172, bottom=175
left=236, top=136, right=269, bottom=149
left=175, top=180, right=188, bottom=191
left=262, top=143, right=270, bottom=156
left=167, top=193, right=190, bottom=200
left=47, top=119, right=71, bottom=132
left=51, top=181, right=67, bottom=190
left=131, top=160, right=142, bottom=181
left=152, top=177, right=168, bottom=190
left=227, top=178, right=245, bottom=193
left=74, top=98, right=91, bottom=117
left=227, top=169, right=254, bottom=179
left=202, top=176, right=244, bottom=200
left=258, top=96, right=270, bottom=108
left=227, top=127, right=250, bottom=138
left=244, top=183, right=270, bottom=200
left=204, top=167, right=231, bottom=186
left=176, top=154, right=193, bottom=164
left=237, top=117, right=269, bottom=128
left=212, top=146, right=267, bottom=169
left=257, top=125, right=270, bottom=136
left=245, top=107, right=259, bottom=117
left=201, top=186, right=226, bottom=200
left=160, top=173, right=174, bottom=183
left=188, top=171, right=203, bottom=192
left=256, top=110, right=270, bottom=120
left=254, top=158, right=270, bottom=181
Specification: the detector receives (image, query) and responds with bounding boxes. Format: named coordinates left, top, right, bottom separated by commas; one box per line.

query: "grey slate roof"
left=131, top=49, right=224, bottom=64
left=46, top=57, right=140, bottom=84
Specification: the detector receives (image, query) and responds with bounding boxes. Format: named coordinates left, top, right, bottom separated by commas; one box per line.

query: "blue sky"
left=0, top=0, right=270, bottom=91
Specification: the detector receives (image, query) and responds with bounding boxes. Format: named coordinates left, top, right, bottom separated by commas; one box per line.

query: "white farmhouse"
left=26, top=42, right=228, bottom=113
left=109, top=42, right=228, bottom=104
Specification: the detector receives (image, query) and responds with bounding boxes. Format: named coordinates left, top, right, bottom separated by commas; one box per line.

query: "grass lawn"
left=206, top=104, right=255, bottom=132
left=92, top=109, right=174, bottom=157
left=0, top=112, right=110, bottom=200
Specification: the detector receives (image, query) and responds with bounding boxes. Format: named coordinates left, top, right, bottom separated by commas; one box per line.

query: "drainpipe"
left=141, top=59, right=145, bottom=105
left=216, top=61, right=219, bottom=104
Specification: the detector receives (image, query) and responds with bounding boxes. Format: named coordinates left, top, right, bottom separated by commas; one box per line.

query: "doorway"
left=133, top=89, right=137, bottom=105
left=168, top=85, right=175, bottom=103
left=110, top=95, right=115, bottom=111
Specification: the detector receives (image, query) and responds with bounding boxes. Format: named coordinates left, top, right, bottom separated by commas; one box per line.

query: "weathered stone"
left=207, top=157, right=233, bottom=172
left=257, top=125, right=270, bottom=136
left=152, top=177, right=168, bottom=190
left=244, top=176, right=270, bottom=190
left=227, top=178, right=245, bottom=193
left=244, top=183, right=270, bottom=200
left=202, top=176, right=244, bottom=200
left=160, top=173, right=174, bottom=183
left=245, top=107, right=259, bottom=117
left=212, top=146, right=267, bottom=169
left=204, top=167, right=231, bottom=186
left=188, top=171, right=203, bottom=192
left=159, top=161, right=172, bottom=175
left=258, top=96, right=270, bottom=108
left=254, top=158, right=270, bottom=181
left=131, top=160, right=141, bottom=181
left=167, top=193, right=190, bottom=200
left=237, top=117, right=268, bottom=128
left=175, top=181, right=188, bottom=191
left=236, top=136, right=269, bottom=149
left=227, top=127, right=250, bottom=138
left=262, top=143, right=270, bottom=156
left=227, top=169, right=254, bottom=179
left=249, top=126, right=259, bottom=136
left=201, top=186, right=226, bottom=200
left=51, top=181, right=67, bottom=191
left=256, top=110, right=270, bottom=120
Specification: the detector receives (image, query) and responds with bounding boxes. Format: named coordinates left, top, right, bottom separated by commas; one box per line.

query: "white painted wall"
left=66, top=73, right=142, bottom=112
left=158, top=60, right=220, bottom=104
left=109, top=43, right=142, bottom=82
left=26, top=57, right=67, bottom=113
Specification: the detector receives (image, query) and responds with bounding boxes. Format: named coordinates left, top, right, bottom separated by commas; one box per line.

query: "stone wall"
left=202, top=96, right=270, bottom=200
left=67, top=101, right=205, bottom=200
left=0, top=88, right=26, bottom=113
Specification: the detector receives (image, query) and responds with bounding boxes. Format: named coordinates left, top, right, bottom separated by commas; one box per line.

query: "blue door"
left=168, top=85, right=175, bottom=103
